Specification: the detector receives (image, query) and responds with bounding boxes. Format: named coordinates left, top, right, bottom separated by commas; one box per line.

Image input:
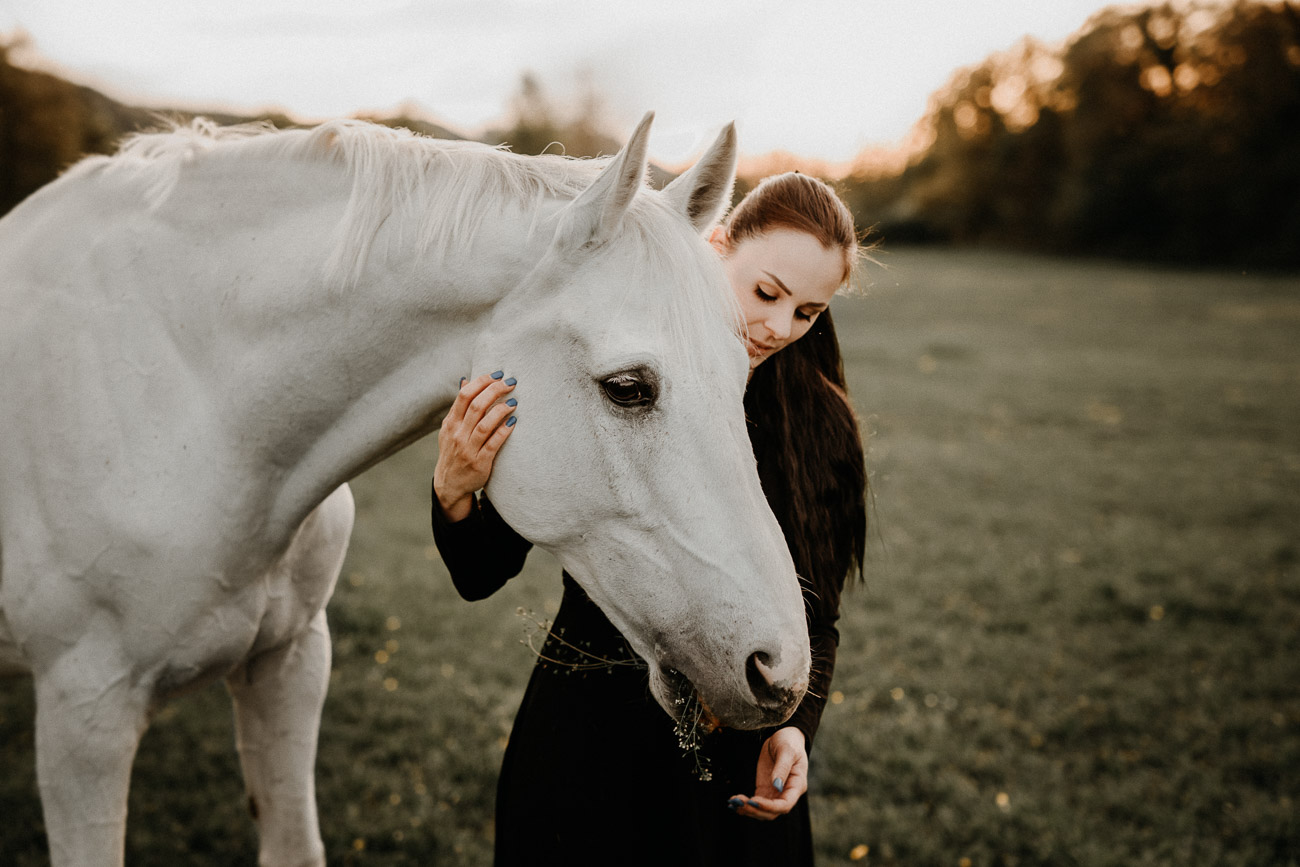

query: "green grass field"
left=2, top=248, right=1297, bottom=865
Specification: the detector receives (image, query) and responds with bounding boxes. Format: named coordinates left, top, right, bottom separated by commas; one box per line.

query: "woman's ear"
left=708, top=225, right=730, bottom=256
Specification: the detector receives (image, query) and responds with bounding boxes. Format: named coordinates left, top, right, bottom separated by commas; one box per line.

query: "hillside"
left=0, top=41, right=462, bottom=217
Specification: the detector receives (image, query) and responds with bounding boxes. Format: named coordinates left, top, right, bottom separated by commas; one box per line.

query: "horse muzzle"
left=653, top=650, right=809, bottom=731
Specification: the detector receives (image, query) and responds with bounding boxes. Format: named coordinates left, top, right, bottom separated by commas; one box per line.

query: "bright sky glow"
left=2, top=0, right=1137, bottom=163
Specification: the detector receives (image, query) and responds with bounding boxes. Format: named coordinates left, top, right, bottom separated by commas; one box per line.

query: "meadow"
left=1, top=248, right=1296, bottom=865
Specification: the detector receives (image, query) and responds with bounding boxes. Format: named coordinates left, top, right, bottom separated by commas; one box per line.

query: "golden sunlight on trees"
left=843, top=0, right=1300, bottom=266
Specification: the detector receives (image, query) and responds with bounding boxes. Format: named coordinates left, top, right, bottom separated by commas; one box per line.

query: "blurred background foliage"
left=1, top=0, right=1297, bottom=267
left=839, top=0, right=1300, bottom=267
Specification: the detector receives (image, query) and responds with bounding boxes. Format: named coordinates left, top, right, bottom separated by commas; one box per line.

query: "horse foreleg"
left=226, top=608, right=331, bottom=867
left=34, top=644, right=151, bottom=867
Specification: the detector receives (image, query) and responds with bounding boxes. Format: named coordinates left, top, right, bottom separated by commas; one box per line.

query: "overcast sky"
left=3, top=0, right=1141, bottom=163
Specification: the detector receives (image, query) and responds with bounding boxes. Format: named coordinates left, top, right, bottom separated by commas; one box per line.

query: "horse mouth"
left=664, top=666, right=722, bottom=733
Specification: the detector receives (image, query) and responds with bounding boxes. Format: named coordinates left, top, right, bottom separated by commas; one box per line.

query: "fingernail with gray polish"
left=773, top=778, right=784, bottom=793
left=506, top=416, right=517, bottom=427
left=727, top=798, right=743, bottom=810
left=491, top=370, right=504, bottom=379
left=506, top=398, right=517, bottom=407
left=504, top=377, right=517, bottom=386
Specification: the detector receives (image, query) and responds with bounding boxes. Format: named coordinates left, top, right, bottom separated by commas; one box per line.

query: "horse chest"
left=150, top=585, right=271, bottom=700
left=0, top=486, right=350, bottom=703
left=154, top=486, right=353, bottom=698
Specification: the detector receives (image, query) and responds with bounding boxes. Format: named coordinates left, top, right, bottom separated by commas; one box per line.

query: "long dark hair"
left=744, top=308, right=867, bottom=623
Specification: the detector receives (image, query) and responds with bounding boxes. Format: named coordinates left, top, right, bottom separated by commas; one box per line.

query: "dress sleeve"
left=768, top=577, right=842, bottom=751
left=430, top=480, right=534, bottom=601
left=779, top=619, right=839, bottom=750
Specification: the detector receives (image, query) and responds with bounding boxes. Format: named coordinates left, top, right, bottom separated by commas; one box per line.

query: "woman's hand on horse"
left=434, top=372, right=517, bottom=522
left=729, top=726, right=808, bottom=820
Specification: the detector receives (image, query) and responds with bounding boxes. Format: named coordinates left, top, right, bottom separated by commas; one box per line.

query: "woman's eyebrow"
left=762, top=270, right=792, bottom=296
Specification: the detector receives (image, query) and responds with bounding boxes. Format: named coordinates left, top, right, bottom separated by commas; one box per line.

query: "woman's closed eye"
left=754, top=284, right=778, bottom=302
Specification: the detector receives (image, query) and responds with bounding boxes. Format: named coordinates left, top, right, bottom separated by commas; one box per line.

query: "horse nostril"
left=746, top=650, right=793, bottom=709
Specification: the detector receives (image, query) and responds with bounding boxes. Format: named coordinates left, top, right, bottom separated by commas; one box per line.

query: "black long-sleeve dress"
left=430, top=488, right=841, bottom=867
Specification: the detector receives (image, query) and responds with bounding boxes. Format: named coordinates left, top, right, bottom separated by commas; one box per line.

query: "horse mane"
left=69, top=117, right=617, bottom=284
left=68, top=117, right=744, bottom=378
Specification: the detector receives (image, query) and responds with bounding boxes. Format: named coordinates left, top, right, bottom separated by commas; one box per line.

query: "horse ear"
left=556, top=111, right=654, bottom=250
left=660, top=122, right=737, bottom=233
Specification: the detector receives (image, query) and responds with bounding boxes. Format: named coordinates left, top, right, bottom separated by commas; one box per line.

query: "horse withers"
left=0, top=113, right=810, bottom=866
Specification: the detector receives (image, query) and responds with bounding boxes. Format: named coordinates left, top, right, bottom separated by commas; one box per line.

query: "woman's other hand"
left=434, top=372, right=518, bottom=521
left=727, top=726, right=808, bottom=820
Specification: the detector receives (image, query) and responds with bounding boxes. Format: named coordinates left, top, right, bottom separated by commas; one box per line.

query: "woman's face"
left=711, top=226, right=845, bottom=368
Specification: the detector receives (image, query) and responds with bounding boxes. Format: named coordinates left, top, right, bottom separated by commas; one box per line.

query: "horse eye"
left=600, top=373, right=656, bottom=409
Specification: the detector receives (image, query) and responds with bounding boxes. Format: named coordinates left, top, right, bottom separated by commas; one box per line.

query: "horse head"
left=477, top=115, right=811, bottom=730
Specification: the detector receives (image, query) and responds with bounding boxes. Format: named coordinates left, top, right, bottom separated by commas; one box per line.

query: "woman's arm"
left=430, top=372, right=532, bottom=601
left=730, top=621, right=839, bottom=821
left=431, top=486, right=533, bottom=601
left=782, top=621, right=840, bottom=748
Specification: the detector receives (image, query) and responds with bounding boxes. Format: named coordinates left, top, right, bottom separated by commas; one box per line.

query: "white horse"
left=0, top=113, right=811, bottom=865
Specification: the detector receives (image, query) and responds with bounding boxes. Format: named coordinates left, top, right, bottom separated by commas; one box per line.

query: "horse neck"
left=162, top=155, right=554, bottom=535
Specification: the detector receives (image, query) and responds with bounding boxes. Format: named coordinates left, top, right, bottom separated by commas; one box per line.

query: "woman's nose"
left=766, top=311, right=793, bottom=342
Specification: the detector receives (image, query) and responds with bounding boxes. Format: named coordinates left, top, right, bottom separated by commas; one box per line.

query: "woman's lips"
left=747, top=339, right=775, bottom=358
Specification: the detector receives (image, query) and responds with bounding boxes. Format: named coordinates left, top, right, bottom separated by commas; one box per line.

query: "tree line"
left=3, top=1, right=1298, bottom=267
left=840, top=0, right=1300, bottom=267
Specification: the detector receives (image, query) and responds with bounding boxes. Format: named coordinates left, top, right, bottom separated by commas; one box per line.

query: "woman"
left=431, top=172, right=868, bottom=866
